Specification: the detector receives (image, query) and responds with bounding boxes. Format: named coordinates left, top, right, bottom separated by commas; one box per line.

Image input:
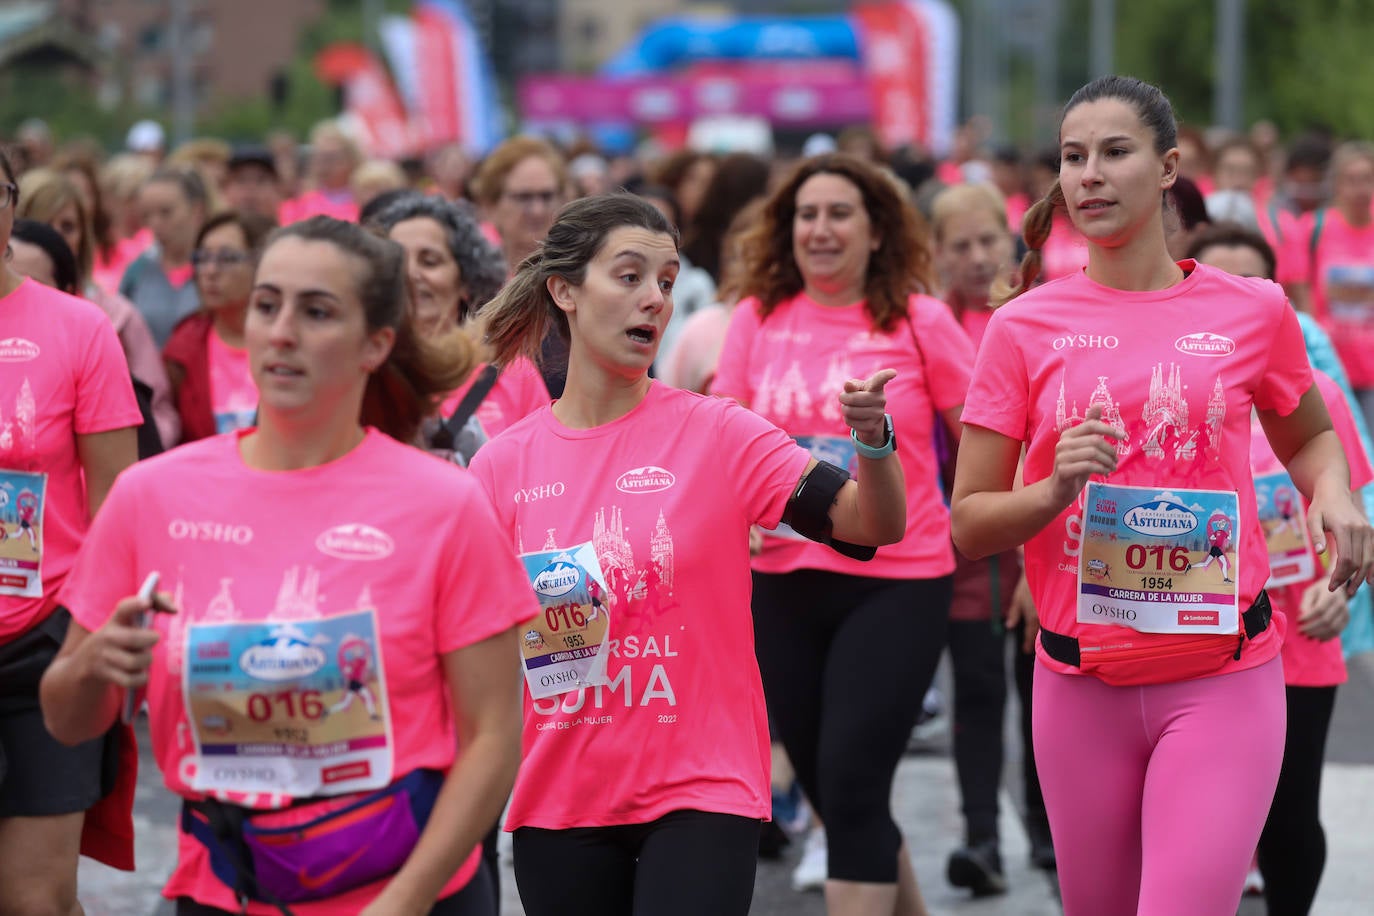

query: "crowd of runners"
left=1, top=74, right=1373, bottom=916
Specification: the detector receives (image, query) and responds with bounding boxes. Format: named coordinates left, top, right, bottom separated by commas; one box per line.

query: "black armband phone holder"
left=780, top=461, right=878, bottom=561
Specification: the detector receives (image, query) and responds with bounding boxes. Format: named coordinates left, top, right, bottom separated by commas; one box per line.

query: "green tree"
left=1249, top=0, right=1374, bottom=137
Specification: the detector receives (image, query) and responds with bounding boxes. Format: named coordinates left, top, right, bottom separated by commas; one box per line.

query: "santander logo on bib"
left=615, top=466, right=676, bottom=494
left=0, top=338, right=40, bottom=362
left=315, top=523, right=395, bottom=561
left=1123, top=494, right=1200, bottom=537
left=1174, top=332, right=1235, bottom=358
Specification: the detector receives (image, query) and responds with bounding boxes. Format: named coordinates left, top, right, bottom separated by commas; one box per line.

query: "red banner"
left=854, top=1, right=932, bottom=151
left=412, top=4, right=463, bottom=147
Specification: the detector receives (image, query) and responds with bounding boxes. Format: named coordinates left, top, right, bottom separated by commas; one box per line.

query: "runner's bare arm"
left=953, top=405, right=1124, bottom=560
left=1258, top=385, right=1373, bottom=594
left=364, top=624, right=523, bottom=913
left=40, top=594, right=165, bottom=745
left=77, top=427, right=138, bottom=518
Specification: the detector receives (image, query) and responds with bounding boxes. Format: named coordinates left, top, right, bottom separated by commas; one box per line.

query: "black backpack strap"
left=431, top=364, right=500, bottom=451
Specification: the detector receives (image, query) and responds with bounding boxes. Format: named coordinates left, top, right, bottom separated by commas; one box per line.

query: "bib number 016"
left=246, top=689, right=326, bottom=722
left=1124, top=545, right=1190, bottom=572
left=545, top=606, right=588, bottom=632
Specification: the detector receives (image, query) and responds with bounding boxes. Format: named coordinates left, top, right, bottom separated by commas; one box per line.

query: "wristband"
left=851, top=414, right=897, bottom=459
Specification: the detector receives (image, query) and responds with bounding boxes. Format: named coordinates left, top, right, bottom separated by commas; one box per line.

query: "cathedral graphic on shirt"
left=274, top=565, right=323, bottom=619
left=755, top=361, right=816, bottom=425
left=1055, top=364, right=1226, bottom=465
left=0, top=378, right=38, bottom=463
left=520, top=505, right=678, bottom=624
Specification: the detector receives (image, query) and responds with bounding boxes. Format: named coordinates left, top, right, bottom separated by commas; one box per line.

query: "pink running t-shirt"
left=468, top=382, right=811, bottom=830
left=436, top=357, right=549, bottom=441
left=962, top=262, right=1312, bottom=681
left=60, top=430, right=537, bottom=913
left=1249, top=370, right=1374, bottom=687
left=1308, top=208, right=1374, bottom=387
left=205, top=330, right=258, bottom=434
left=1256, top=204, right=1310, bottom=289
left=0, top=279, right=143, bottom=640
left=956, top=307, right=995, bottom=352
left=712, top=292, right=973, bottom=580
left=94, top=230, right=153, bottom=293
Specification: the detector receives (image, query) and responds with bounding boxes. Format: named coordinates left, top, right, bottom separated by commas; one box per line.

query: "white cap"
left=1205, top=190, right=1259, bottom=230
left=802, top=133, right=837, bottom=157
left=126, top=120, right=165, bottom=153
left=570, top=153, right=607, bottom=179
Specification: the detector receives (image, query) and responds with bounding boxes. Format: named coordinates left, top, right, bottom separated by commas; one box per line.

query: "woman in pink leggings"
left=950, top=75, right=1374, bottom=915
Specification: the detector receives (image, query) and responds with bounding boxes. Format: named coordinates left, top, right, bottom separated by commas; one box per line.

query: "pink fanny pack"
left=1039, top=591, right=1272, bottom=687
left=181, top=768, right=443, bottom=912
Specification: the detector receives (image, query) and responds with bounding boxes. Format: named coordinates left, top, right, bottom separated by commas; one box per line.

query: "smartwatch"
left=851, top=414, right=897, bottom=459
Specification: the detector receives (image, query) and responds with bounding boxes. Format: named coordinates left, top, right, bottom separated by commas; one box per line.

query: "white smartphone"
left=120, top=571, right=161, bottom=724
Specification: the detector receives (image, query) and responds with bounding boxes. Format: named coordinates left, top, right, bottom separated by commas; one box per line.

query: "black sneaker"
left=947, top=839, right=1008, bottom=897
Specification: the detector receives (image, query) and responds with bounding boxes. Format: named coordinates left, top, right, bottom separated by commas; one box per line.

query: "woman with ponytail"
left=951, top=76, right=1373, bottom=915
left=469, top=193, right=907, bottom=916
left=43, top=216, right=534, bottom=914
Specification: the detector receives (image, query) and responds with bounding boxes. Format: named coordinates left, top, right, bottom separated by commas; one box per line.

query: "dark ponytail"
left=995, top=182, right=1065, bottom=304
left=479, top=249, right=559, bottom=369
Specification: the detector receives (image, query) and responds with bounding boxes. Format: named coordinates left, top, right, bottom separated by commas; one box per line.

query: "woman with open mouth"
left=470, top=192, right=908, bottom=916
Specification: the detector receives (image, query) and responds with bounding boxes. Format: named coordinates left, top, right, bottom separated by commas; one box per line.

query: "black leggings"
left=1257, top=684, right=1337, bottom=916
left=752, top=570, right=952, bottom=882
left=947, top=617, right=1046, bottom=843
left=512, top=809, right=760, bottom=916
left=174, top=857, right=496, bottom=915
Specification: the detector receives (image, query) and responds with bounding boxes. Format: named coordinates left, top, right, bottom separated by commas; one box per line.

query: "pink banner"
left=518, top=68, right=873, bottom=127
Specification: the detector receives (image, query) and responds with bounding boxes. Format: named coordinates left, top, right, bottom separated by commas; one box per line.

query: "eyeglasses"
left=503, top=189, right=559, bottom=209
left=191, top=248, right=253, bottom=268
left=0, top=183, right=16, bottom=209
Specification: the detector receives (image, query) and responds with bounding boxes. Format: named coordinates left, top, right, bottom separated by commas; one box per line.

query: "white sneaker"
left=791, top=827, right=827, bottom=892
left=1243, top=866, right=1265, bottom=896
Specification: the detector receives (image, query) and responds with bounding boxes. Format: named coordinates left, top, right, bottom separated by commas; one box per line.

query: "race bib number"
left=1326, top=263, right=1374, bottom=325
left=0, top=469, right=45, bottom=598
left=766, top=435, right=857, bottom=542
left=184, top=610, right=393, bottom=797
left=520, top=543, right=612, bottom=699
left=1254, top=470, right=1315, bottom=587
left=1078, top=483, right=1241, bottom=634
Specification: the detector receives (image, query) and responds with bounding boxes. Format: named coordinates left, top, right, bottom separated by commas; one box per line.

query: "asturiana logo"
left=315, top=523, right=395, bottom=561
left=1174, top=332, right=1235, bottom=358
left=533, top=561, right=581, bottom=598
left=615, top=466, right=676, bottom=494
left=0, top=338, right=40, bottom=362
left=1123, top=495, right=1200, bottom=537
left=239, top=633, right=327, bottom=682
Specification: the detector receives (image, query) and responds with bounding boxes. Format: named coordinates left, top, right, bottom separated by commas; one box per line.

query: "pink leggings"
left=1033, top=656, right=1285, bottom=916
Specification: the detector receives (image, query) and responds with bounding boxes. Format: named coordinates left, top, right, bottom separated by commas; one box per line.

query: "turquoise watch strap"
left=850, top=414, right=896, bottom=459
